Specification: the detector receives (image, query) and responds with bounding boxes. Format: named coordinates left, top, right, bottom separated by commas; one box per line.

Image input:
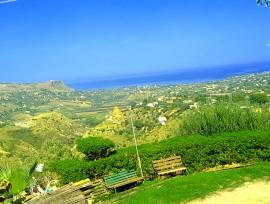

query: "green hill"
left=0, top=80, right=72, bottom=92
left=0, top=112, right=84, bottom=167
left=31, top=112, right=83, bottom=139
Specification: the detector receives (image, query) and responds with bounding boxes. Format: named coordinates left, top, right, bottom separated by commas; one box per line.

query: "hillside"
left=31, top=112, right=83, bottom=139
left=0, top=72, right=269, bottom=203
left=0, top=72, right=269, bottom=159
left=0, top=80, right=72, bottom=92
left=85, top=107, right=132, bottom=146
left=0, top=112, right=84, bottom=167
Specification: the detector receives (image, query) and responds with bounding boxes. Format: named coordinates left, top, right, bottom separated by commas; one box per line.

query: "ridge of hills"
left=31, top=112, right=83, bottom=139
left=0, top=71, right=269, bottom=167
left=0, top=80, right=72, bottom=91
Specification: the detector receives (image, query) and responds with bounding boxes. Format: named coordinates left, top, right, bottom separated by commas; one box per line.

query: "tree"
left=257, top=0, right=270, bottom=7
left=76, top=137, right=115, bottom=160
left=111, top=106, right=125, bottom=125
left=249, top=93, right=269, bottom=104
left=133, top=119, right=144, bottom=129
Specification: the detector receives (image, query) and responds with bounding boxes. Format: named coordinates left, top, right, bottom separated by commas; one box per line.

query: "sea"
left=67, top=62, right=270, bottom=90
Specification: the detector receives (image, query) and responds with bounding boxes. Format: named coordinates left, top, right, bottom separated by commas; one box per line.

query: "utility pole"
left=229, top=93, right=232, bottom=103
left=129, top=106, right=144, bottom=178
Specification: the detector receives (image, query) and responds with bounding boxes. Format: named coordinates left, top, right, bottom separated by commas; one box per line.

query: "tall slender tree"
left=257, top=0, right=270, bottom=7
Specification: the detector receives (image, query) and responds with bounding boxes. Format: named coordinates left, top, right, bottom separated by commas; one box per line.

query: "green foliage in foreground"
left=116, top=162, right=270, bottom=204
left=0, top=163, right=36, bottom=197
left=180, top=104, right=269, bottom=136
left=49, top=129, right=270, bottom=183
left=76, top=137, right=115, bottom=160
left=9, top=169, right=32, bottom=196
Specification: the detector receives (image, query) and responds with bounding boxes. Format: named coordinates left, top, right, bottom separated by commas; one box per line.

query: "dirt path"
left=189, top=181, right=270, bottom=204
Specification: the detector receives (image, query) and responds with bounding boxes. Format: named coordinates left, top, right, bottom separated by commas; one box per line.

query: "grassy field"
left=109, top=162, right=270, bottom=204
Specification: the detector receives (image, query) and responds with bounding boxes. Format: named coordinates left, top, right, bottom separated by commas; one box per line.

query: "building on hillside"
left=189, top=102, right=198, bottom=109
left=158, top=116, right=167, bottom=125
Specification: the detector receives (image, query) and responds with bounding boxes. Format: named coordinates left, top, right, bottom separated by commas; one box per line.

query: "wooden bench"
left=153, top=156, right=187, bottom=177
left=104, top=170, right=143, bottom=190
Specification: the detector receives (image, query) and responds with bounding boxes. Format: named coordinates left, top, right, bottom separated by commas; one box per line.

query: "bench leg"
left=159, top=175, right=167, bottom=180
left=175, top=170, right=186, bottom=175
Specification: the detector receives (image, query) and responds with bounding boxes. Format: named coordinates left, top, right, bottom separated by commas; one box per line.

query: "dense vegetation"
left=76, top=137, right=115, bottom=160
left=250, top=93, right=269, bottom=104
left=180, top=104, right=270, bottom=136
left=49, top=129, right=270, bottom=183
left=1, top=72, right=270, bottom=201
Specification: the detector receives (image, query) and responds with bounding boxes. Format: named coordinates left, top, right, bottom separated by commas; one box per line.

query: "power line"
left=0, top=0, right=16, bottom=4
left=129, top=106, right=144, bottom=178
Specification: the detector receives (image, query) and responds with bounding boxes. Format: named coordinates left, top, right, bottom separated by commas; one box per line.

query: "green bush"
left=76, top=137, right=115, bottom=160
left=49, top=129, right=270, bottom=183
left=250, top=93, right=269, bottom=104
left=48, top=160, right=90, bottom=183
left=180, top=104, right=269, bottom=136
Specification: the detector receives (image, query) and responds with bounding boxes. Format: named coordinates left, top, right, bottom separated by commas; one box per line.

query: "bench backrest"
left=153, top=156, right=184, bottom=173
left=104, top=170, right=138, bottom=187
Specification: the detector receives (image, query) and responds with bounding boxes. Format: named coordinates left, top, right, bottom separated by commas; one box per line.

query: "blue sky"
left=0, top=0, right=269, bottom=82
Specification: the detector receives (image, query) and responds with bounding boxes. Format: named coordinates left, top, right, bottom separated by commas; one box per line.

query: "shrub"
left=250, top=93, right=269, bottom=104
left=76, top=137, right=115, bottom=160
left=180, top=104, right=269, bottom=136
left=133, top=120, right=144, bottom=129
left=48, top=160, right=90, bottom=183
left=49, top=129, right=270, bottom=183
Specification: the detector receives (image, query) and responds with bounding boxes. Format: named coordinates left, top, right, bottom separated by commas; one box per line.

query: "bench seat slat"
left=154, top=160, right=182, bottom=167
left=105, top=174, right=137, bottom=184
left=105, top=172, right=135, bottom=179
left=105, top=171, right=136, bottom=180
left=154, top=160, right=181, bottom=168
left=106, top=170, right=136, bottom=178
left=105, top=170, right=144, bottom=189
left=106, top=177, right=139, bottom=187
left=153, top=156, right=181, bottom=164
left=154, top=163, right=184, bottom=171
left=154, top=158, right=181, bottom=164
left=157, top=167, right=187, bottom=175
left=153, top=156, right=187, bottom=176
left=106, top=177, right=143, bottom=189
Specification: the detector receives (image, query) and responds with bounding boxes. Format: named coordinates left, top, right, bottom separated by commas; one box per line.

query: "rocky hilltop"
left=0, top=80, right=72, bottom=91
